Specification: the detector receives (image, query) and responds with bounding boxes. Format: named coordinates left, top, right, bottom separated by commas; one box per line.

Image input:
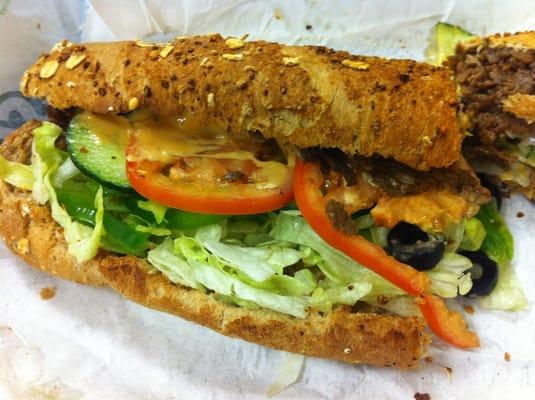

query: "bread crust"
left=21, top=35, right=462, bottom=171
left=0, top=121, right=429, bottom=369
left=463, top=31, right=535, bottom=50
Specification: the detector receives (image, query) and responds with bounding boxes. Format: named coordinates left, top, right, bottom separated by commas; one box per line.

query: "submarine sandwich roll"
left=0, top=34, right=524, bottom=369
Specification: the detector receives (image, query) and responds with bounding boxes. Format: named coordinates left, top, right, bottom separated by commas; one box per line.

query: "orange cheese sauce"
left=371, top=190, right=468, bottom=232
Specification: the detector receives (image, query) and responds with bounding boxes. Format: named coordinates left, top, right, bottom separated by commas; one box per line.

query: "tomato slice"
left=293, top=159, right=479, bottom=348
left=126, top=135, right=294, bottom=215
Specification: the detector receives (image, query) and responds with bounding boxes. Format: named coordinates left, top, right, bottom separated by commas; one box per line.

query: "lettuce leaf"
left=148, top=237, right=310, bottom=317
left=460, top=218, right=486, bottom=252
left=427, top=252, right=473, bottom=297
left=147, top=238, right=203, bottom=289
left=52, top=157, right=80, bottom=188
left=138, top=199, right=167, bottom=224
left=196, top=224, right=300, bottom=281
left=0, top=156, right=34, bottom=190
left=45, top=172, right=104, bottom=263
left=473, top=201, right=526, bottom=310
left=479, top=262, right=528, bottom=311
left=271, top=213, right=402, bottom=295
left=31, top=122, right=64, bottom=204
left=477, top=201, right=514, bottom=265
left=30, top=122, right=105, bottom=263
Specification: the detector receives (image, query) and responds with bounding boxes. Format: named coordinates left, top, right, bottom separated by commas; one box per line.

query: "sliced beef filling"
left=450, top=40, right=535, bottom=198
left=301, top=148, right=490, bottom=233
left=450, top=42, right=535, bottom=142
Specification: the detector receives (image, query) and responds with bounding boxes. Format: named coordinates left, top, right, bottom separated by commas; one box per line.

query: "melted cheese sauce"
left=371, top=190, right=468, bottom=232
left=76, top=111, right=130, bottom=149
left=78, top=110, right=291, bottom=191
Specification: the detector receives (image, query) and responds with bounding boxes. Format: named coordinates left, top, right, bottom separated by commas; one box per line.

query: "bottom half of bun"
left=0, top=121, right=429, bottom=369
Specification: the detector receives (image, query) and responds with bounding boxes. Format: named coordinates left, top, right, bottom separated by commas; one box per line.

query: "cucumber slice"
left=67, top=112, right=132, bottom=190
left=425, top=22, right=475, bottom=66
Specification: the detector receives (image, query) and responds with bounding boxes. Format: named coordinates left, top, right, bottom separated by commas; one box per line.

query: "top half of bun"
left=21, top=34, right=462, bottom=171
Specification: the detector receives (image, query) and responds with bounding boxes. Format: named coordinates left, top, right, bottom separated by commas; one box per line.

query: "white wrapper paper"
left=0, top=1, right=534, bottom=398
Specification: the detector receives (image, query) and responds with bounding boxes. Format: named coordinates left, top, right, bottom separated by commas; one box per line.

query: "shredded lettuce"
left=271, top=213, right=403, bottom=295
left=148, top=237, right=310, bottom=317
left=477, top=201, right=514, bottom=265
left=0, top=156, right=34, bottom=190
left=1, top=121, right=526, bottom=318
left=196, top=224, right=300, bottom=281
left=46, top=174, right=104, bottom=263
left=145, top=216, right=378, bottom=317
left=479, top=262, right=528, bottom=311
left=135, top=225, right=172, bottom=236
left=31, top=122, right=105, bottom=263
left=427, top=252, right=473, bottom=297
left=52, top=157, right=80, bottom=188
left=138, top=199, right=167, bottom=224
left=444, top=221, right=465, bottom=252
left=147, top=238, right=203, bottom=289
left=368, top=296, right=421, bottom=317
left=459, top=218, right=486, bottom=252
left=31, top=122, right=64, bottom=204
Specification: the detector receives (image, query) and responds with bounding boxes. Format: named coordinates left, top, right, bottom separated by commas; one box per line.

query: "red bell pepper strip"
left=293, top=159, right=479, bottom=348
left=417, top=294, right=480, bottom=348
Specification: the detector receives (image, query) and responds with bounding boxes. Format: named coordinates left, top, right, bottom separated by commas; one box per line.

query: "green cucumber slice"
left=425, top=22, right=475, bottom=66
left=66, top=113, right=132, bottom=190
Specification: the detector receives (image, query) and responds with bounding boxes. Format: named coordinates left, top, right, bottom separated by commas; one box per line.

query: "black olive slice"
left=460, top=250, right=499, bottom=296
left=387, top=222, right=446, bottom=271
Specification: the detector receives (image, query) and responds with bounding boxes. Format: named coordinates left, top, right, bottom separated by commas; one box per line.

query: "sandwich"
left=0, top=34, right=525, bottom=369
left=428, top=23, right=535, bottom=199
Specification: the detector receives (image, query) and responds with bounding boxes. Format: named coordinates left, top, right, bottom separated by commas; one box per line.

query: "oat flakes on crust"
left=21, top=35, right=462, bottom=171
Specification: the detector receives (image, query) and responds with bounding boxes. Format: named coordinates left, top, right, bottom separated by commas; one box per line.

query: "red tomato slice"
left=293, top=159, right=479, bottom=348
left=126, top=136, right=294, bottom=215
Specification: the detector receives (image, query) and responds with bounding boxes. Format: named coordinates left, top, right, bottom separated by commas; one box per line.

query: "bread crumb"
left=463, top=305, right=475, bottom=314
left=443, top=366, right=453, bottom=380
left=342, top=59, right=370, bottom=70
left=274, top=8, right=283, bottom=20
left=343, top=347, right=352, bottom=354
left=517, top=212, right=525, bottom=218
left=39, top=60, right=59, bottom=79
left=40, top=287, right=56, bottom=300
left=128, top=97, right=140, bottom=111
left=16, top=238, right=30, bottom=254
left=65, top=53, right=86, bottom=70
left=504, top=352, right=511, bottom=362
left=66, top=81, right=77, bottom=88
left=414, top=393, right=430, bottom=400
left=424, top=356, right=433, bottom=363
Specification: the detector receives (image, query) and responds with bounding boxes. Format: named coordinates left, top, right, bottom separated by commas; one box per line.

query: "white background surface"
left=1, top=1, right=534, bottom=399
